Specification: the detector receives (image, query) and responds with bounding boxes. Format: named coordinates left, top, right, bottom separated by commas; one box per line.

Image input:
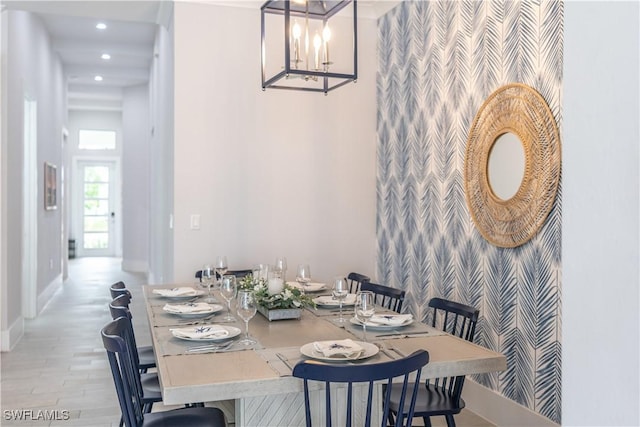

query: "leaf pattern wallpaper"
left=376, top=0, right=562, bottom=423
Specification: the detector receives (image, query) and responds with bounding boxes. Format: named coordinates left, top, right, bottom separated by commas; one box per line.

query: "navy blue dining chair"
left=109, top=293, right=156, bottom=373
left=292, top=349, right=429, bottom=427
left=195, top=269, right=253, bottom=281
left=346, top=272, right=370, bottom=293
left=109, top=296, right=162, bottom=425
left=388, top=298, right=479, bottom=427
left=360, top=281, right=406, bottom=313
left=110, top=281, right=131, bottom=299
left=102, top=317, right=227, bottom=427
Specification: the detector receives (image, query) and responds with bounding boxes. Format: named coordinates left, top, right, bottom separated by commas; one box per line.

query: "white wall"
left=563, top=1, right=639, bottom=425
left=148, top=16, right=174, bottom=284
left=122, top=84, right=150, bottom=273
left=172, top=3, right=377, bottom=284
left=1, top=10, right=65, bottom=348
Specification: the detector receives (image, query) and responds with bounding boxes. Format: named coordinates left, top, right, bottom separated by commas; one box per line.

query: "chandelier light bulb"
left=322, top=25, right=331, bottom=42
left=313, top=32, right=322, bottom=70
left=292, top=21, right=302, bottom=40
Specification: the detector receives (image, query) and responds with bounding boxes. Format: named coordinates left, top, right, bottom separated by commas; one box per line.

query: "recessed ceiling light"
left=94, top=75, right=103, bottom=82
left=101, top=53, right=111, bottom=60
left=96, top=22, right=107, bottom=30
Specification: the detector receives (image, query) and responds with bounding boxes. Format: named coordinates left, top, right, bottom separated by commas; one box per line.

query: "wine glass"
left=219, top=275, right=237, bottom=322
left=355, top=291, right=375, bottom=342
left=201, top=264, right=216, bottom=303
left=332, top=277, right=349, bottom=323
left=296, top=264, right=311, bottom=294
left=275, top=257, right=287, bottom=281
left=236, top=290, right=257, bottom=346
left=215, top=256, right=228, bottom=287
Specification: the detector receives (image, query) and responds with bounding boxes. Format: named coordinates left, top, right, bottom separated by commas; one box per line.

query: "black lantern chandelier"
left=261, top=0, right=358, bottom=94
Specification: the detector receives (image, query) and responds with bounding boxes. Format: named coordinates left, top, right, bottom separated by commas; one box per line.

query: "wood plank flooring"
left=0, top=257, right=494, bottom=427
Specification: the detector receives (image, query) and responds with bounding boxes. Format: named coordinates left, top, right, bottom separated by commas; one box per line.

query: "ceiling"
left=2, top=0, right=400, bottom=112
left=3, top=0, right=166, bottom=111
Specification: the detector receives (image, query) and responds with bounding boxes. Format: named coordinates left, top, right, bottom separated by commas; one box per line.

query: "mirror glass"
left=488, top=132, right=526, bottom=200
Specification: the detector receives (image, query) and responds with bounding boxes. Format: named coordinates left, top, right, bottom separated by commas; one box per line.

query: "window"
left=78, top=130, right=116, bottom=150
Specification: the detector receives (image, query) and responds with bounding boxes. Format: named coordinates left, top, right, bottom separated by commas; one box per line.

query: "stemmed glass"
left=219, top=275, right=237, bottom=322
left=296, top=264, right=311, bottom=294
left=355, top=291, right=375, bottom=342
left=275, top=257, right=287, bottom=281
left=236, top=290, right=257, bottom=345
left=332, top=277, right=349, bottom=323
left=215, top=256, right=228, bottom=287
left=201, top=264, right=216, bottom=303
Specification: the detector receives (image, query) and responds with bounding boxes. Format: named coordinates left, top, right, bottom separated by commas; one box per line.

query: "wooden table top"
left=143, top=284, right=506, bottom=405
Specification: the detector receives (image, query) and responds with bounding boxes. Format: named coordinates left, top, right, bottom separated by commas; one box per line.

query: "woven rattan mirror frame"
left=464, top=83, right=561, bottom=248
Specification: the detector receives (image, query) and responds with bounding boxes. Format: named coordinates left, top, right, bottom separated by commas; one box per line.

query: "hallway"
left=1, top=258, right=150, bottom=426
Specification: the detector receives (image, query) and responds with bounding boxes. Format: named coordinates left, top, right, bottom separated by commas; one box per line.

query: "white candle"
left=267, top=278, right=284, bottom=295
left=313, top=33, right=321, bottom=70
left=322, top=24, right=331, bottom=67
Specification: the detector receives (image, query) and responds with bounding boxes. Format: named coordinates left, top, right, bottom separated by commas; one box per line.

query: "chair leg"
left=445, top=414, right=456, bottom=427
left=423, top=416, right=432, bottom=427
left=143, top=401, right=154, bottom=413
left=118, top=416, right=124, bottom=427
left=386, top=411, right=396, bottom=427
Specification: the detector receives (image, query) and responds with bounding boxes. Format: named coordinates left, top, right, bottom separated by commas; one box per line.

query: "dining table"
left=142, top=283, right=507, bottom=427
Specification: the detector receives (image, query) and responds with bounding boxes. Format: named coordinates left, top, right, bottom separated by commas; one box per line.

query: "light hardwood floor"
left=0, top=257, right=494, bottom=427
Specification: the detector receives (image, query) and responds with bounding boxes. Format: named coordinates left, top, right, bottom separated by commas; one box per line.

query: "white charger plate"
left=349, top=316, right=413, bottom=330
left=300, top=341, right=379, bottom=361
left=313, top=294, right=357, bottom=308
left=153, top=288, right=205, bottom=300
left=163, top=303, right=224, bottom=318
left=171, top=325, right=241, bottom=342
left=288, top=282, right=326, bottom=293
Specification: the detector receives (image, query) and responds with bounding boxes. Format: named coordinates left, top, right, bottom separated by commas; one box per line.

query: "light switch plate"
left=190, top=214, right=200, bottom=230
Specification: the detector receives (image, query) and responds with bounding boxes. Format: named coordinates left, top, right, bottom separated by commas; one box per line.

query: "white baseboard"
left=0, top=315, right=24, bottom=352
left=37, top=274, right=62, bottom=314
left=463, top=379, right=559, bottom=427
left=121, top=259, right=148, bottom=274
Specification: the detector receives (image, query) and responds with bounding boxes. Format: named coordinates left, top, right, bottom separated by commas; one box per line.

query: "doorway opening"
left=73, top=159, right=121, bottom=258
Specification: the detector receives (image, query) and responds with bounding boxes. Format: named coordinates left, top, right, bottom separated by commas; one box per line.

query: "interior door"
left=76, top=160, right=117, bottom=257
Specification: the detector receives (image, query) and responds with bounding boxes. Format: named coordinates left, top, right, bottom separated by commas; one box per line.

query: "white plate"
left=153, top=288, right=205, bottom=300
left=288, top=282, right=326, bottom=293
left=171, top=325, right=241, bottom=342
left=349, top=316, right=413, bottom=330
left=163, top=303, right=224, bottom=318
left=313, top=294, right=357, bottom=307
left=300, top=341, right=379, bottom=361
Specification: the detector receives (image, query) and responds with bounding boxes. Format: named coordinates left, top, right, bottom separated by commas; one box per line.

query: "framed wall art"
left=44, top=162, right=57, bottom=210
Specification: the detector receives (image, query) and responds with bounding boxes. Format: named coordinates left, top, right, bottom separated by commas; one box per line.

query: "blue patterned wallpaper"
left=376, top=1, right=562, bottom=423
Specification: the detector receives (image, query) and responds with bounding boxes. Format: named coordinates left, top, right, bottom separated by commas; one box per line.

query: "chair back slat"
left=360, top=282, right=406, bottom=313
left=346, top=272, right=370, bottom=294
left=293, top=350, right=429, bottom=427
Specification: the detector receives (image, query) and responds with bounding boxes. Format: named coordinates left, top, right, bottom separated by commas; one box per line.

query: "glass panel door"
left=77, top=161, right=116, bottom=256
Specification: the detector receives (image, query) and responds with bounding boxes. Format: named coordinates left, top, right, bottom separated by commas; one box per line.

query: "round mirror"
left=464, top=83, right=561, bottom=248
left=487, top=132, right=526, bottom=200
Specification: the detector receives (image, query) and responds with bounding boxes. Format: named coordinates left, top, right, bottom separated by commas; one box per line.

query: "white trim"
left=22, top=97, right=37, bottom=319
left=463, top=379, right=559, bottom=427
left=0, top=315, right=24, bottom=352
left=37, top=274, right=63, bottom=315
left=121, top=259, right=148, bottom=275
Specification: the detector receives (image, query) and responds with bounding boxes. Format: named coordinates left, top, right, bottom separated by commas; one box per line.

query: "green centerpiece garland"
left=238, top=274, right=315, bottom=310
